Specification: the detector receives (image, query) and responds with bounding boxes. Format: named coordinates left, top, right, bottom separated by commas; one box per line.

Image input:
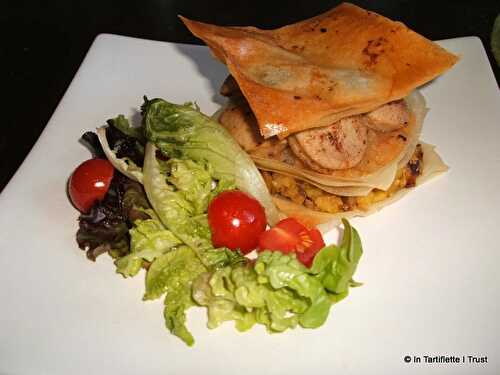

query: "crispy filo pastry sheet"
left=273, top=142, right=449, bottom=229
left=250, top=90, right=426, bottom=191
left=180, top=2, right=458, bottom=138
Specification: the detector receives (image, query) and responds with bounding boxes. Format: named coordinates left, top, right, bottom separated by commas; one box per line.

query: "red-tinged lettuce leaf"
left=76, top=173, right=150, bottom=261
left=105, top=116, right=145, bottom=167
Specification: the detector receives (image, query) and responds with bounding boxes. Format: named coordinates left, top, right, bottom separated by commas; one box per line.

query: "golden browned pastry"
left=181, top=3, right=456, bottom=225
left=181, top=3, right=458, bottom=138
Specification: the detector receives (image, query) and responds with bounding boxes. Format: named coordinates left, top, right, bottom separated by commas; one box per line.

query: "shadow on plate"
left=174, top=43, right=229, bottom=106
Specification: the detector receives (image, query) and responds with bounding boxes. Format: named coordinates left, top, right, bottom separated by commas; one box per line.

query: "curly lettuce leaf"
left=163, top=282, right=197, bottom=346
left=144, top=246, right=205, bottom=300
left=192, top=260, right=309, bottom=333
left=144, top=246, right=207, bottom=346
left=76, top=174, right=150, bottom=261
left=192, top=269, right=258, bottom=332
left=115, top=217, right=182, bottom=277
left=142, top=98, right=280, bottom=225
left=201, top=247, right=247, bottom=269
left=255, top=251, right=331, bottom=328
left=192, top=220, right=363, bottom=335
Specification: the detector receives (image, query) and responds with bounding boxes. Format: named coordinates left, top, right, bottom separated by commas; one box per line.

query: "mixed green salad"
left=69, top=97, right=363, bottom=346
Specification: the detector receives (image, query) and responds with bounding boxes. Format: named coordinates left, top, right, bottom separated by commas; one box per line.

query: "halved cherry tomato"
left=258, top=217, right=325, bottom=267
left=69, top=158, right=114, bottom=213
left=208, top=190, right=267, bottom=254
left=295, top=228, right=325, bottom=267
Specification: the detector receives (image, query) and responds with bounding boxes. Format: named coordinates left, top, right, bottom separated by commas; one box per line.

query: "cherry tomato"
left=208, top=190, right=267, bottom=254
left=69, top=158, right=114, bottom=213
left=258, top=217, right=325, bottom=267
left=295, top=228, right=325, bottom=267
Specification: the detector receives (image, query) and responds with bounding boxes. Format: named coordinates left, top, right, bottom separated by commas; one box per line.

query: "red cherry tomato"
left=69, top=158, right=114, bottom=213
left=208, top=190, right=267, bottom=254
left=258, top=218, right=325, bottom=267
left=295, top=228, right=325, bottom=267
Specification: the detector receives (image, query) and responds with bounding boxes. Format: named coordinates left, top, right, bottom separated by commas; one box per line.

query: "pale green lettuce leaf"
left=201, top=247, right=247, bottom=269
left=142, top=98, right=280, bottom=225
left=255, top=251, right=331, bottom=329
left=164, top=158, right=236, bottom=216
left=115, top=217, right=182, bottom=277
left=163, top=283, right=196, bottom=346
left=192, top=269, right=257, bottom=331
left=144, top=245, right=206, bottom=301
left=143, top=142, right=213, bottom=253
left=144, top=246, right=207, bottom=346
left=166, top=159, right=214, bottom=215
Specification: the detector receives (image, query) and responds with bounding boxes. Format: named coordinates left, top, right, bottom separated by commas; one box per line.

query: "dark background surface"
left=2, top=0, right=499, bottom=193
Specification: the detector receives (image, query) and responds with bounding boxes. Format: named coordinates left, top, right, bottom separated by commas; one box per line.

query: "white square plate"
left=1, top=34, right=499, bottom=375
